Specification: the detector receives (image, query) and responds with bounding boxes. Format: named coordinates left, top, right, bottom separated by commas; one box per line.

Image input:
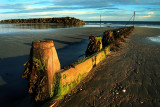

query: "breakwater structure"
left=0, top=17, right=86, bottom=25
left=22, top=26, right=134, bottom=106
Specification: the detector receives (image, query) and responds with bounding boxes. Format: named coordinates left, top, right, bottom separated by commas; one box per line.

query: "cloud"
left=147, top=12, right=154, bottom=15
left=143, top=12, right=154, bottom=17
left=53, top=0, right=111, bottom=8
left=87, top=15, right=129, bottom=20
left=1, top=0, right=159, bottom=14
left=52, top=0, right=160, bottom=7
left=1, top=11, right=94, bottom=17
left=88, top=16, right=115, bottom=19
left=0, top=0, right=160, bottom=21
left=143, top=15, right=151, bottom=18
left=1, top=0, right=143, bottom=14
left=0, top=2, right=33, bottom=9
left=88, top=16, right=101, bottom=19
left=137, top=11, right=155, bottom=18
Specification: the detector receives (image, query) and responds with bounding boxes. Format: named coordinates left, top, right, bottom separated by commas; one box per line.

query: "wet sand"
left=0, top=27, right=116, bottom=107
left=57, top=27, right=160, bottom=107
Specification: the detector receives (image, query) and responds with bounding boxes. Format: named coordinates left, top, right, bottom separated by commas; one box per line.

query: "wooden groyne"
left=22, top=26, right=134, bottom=105
left=0, top=17, right=86, bottom=25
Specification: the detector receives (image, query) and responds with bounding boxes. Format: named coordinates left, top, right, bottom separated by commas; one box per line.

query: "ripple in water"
left=148, top=36, right=160, bottom=43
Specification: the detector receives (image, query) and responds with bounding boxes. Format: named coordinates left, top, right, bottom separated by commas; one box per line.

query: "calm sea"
left=85, top=21, right=160, bottom=28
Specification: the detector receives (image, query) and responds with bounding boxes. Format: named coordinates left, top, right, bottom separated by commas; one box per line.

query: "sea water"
left=148, top=36, right=160, bottom=43
left=0, top=21, right=160, bottom=34
left=0, top=23, right=82, bottom=34
left=84, top=21, right=160, bottom=28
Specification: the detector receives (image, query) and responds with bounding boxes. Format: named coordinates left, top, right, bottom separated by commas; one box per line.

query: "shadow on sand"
left=0, top=55, right=32, bottom=107
left=0, top=37, right=89, bottom=107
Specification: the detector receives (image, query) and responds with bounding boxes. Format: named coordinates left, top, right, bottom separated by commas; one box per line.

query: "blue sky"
left=0, top=0, right=160, bottom=21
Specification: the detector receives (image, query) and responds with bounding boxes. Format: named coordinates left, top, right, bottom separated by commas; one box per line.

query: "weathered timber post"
left=23, top=40, right=61, bottom=101
left=102, top=31, right=114, bottom=48
left=86, top=35, right=102, bottom=57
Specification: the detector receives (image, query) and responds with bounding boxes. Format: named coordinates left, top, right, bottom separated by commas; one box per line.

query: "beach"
left=1, top=0, right=160, bottom=106
left=0, top=25, right=116, bottom=107
left=0, top=25, right=160, bottom=107
left=56, top=27, right=160, bottom=107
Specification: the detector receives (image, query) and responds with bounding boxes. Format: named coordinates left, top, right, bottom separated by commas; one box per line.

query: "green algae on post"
left=22, top=40, right=61, bottom=101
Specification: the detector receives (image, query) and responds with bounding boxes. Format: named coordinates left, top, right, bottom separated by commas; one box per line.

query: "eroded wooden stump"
left=23, top=40, right=61, bottom=101
left=102, top=31, right=114, bottom=48
left=86, top=35, right=102, bottom=57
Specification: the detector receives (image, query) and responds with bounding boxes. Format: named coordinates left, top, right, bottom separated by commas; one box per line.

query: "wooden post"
left=86, top=35, right=102, bottom=57
left=133, top=11, right=136, bottom=26
left=102, top=31, right=114, bottom=48
left=23, top=40, right=61, bottom=101
left=100, top=15, right=101, bottom=27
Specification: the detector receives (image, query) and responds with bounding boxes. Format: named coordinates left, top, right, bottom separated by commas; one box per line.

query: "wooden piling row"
left=22, top=26, right=134, bottom=102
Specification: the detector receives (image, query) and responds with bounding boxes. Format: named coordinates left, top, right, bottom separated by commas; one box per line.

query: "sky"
left=0, top=0, right=160, bottom=21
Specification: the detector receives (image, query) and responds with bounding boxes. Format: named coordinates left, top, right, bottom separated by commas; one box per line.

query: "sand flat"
left=1, top=26, right=160, bottom=107
left=57, top=27, right=160, bottom=107
left=0, top=27, right=115, bottom=58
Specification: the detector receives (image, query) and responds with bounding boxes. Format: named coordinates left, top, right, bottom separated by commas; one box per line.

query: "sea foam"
left=148, top=36, right=160, bottom=43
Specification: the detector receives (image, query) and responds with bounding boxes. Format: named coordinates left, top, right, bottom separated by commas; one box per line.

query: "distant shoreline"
left=0, top=17, right=86, bottom=25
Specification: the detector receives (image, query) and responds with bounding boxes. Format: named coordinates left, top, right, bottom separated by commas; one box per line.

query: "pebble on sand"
left=122, top=89, right=126, bottom=93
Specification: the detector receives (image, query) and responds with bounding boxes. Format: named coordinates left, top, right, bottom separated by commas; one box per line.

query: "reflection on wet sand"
left=0, top=23, right=83, bottom=33
left=14, top=23, right=83, bottom=29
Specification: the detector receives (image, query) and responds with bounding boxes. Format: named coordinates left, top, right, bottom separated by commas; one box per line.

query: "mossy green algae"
left=53, top=46, right=110, bottom=99
left=54, top=74, right=83, bottom=99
